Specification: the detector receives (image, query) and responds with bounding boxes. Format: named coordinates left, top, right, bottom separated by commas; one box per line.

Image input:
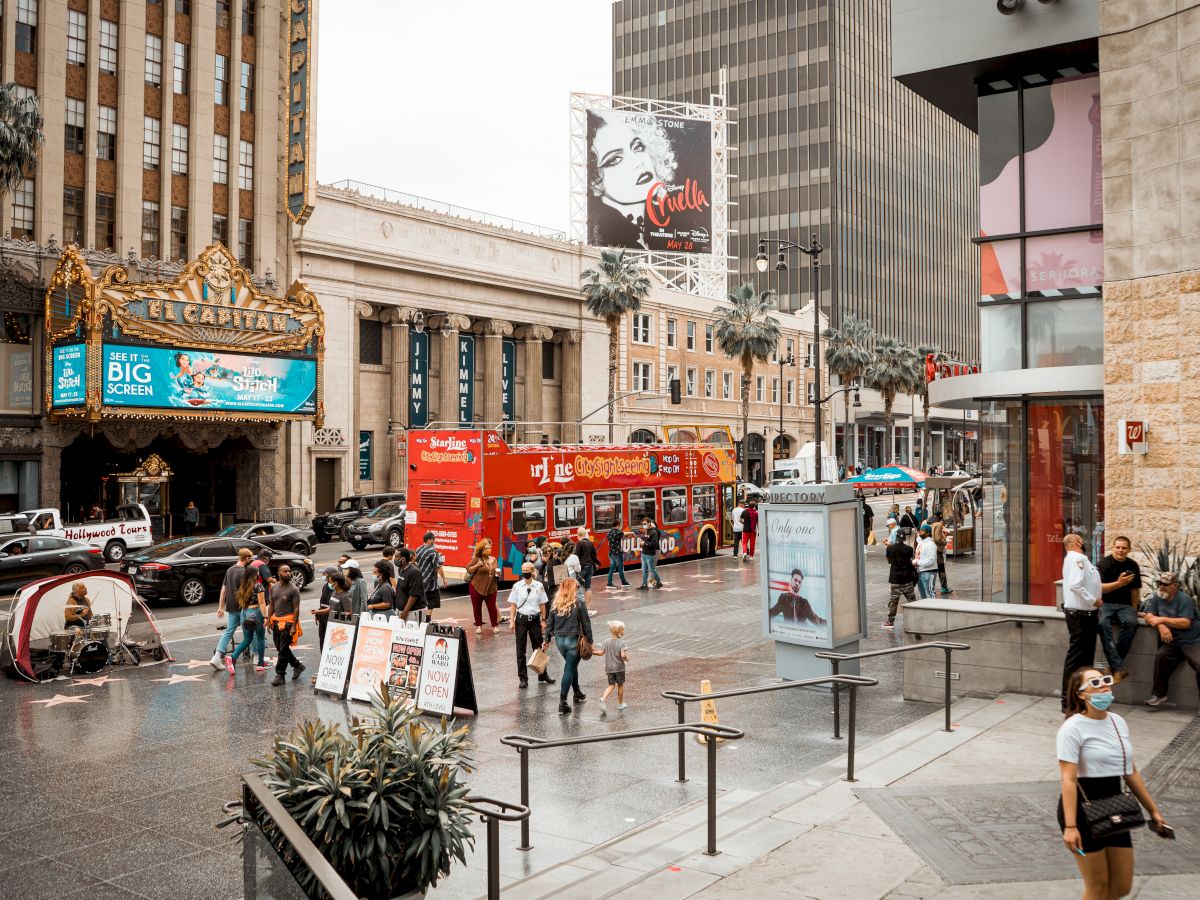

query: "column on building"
left=472, top=318, right=513, bottom=428
left=556, top=329, right=582, bottom=443
left=515, top=324, right=553, bottom=443
left=430, top=314, right=471, bottom=428
left=381, top=306, right=418, bottom=490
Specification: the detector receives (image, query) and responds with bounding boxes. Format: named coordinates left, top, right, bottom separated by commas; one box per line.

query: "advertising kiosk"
left=760, top=483, right=866, bottom=681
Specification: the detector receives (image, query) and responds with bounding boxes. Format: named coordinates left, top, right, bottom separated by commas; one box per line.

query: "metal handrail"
left=816, top=642, right=970, bottom=736
left=500, top=722, right=745, bottom=857
left=464, top=796, right=530, bottom=900
left=661, top=674, right=878, bottom=783
left=909, top=616, right=1044, bottom=640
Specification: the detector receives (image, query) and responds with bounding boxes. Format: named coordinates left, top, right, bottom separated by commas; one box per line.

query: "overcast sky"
left=316, top=1, right=614, bottom=232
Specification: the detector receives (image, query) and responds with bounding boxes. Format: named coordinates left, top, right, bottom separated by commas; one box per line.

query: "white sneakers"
left=209, top=652, right=224, bottom=671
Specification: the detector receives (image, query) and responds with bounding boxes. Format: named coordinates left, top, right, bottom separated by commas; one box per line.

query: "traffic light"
left=670, top=378, right=681, bottom=404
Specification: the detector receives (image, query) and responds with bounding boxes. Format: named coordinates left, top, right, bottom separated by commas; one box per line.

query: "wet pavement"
left=0, top=495, right=968, bottom=899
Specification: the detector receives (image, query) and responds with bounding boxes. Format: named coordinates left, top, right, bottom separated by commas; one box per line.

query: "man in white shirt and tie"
left=1061, top=533, right=1103, bottom=711
left=509, top=562, right=555, bottom=689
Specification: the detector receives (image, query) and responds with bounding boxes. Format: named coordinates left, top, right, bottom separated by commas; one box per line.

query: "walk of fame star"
left=173, top=659, right=219, bottom=670
left=153, top=673, right=208, bottom=685
left=30, top=693, right=91, bottom=707
left=71, top=675, right=119, bottom=687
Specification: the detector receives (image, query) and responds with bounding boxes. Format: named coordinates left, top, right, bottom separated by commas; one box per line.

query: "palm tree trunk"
left=607, top=316, right=619, bottom=443
left=922, top=392, right=931, bottom=473
left=884, top=395, right=895, bottom=464
left=843, top=391, right=852, bottom=476
left=741, top=363, right=751, bottom=482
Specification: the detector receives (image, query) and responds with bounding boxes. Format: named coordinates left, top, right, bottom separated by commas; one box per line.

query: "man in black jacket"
left=605, top=520, right=630, bottom=588
left=638, top=518, right=663, bottom=590
left=885, top=528, right=917, bottom=629
left=393, top=548, right=427, bottom=623
left=575, top=527, right=597, bottom=610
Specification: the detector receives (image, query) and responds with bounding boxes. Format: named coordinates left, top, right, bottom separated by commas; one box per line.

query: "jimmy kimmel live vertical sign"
left=409, top=330, right=428, bottom=427
left=457, top=335, right=475, bottom=427
left=501, top=337, right=515, bottom=423
left=286, top=0, right=315, bottom=224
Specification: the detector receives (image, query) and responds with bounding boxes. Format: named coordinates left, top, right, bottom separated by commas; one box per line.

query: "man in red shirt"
left=741, top=500, right=760, bottom=561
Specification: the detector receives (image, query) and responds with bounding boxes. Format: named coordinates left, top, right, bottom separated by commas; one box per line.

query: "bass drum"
left=73, top=641, right=110, bottom=675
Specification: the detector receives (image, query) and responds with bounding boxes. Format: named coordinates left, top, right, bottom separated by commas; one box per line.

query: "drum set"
left=47, top=613, right=127, bottom=676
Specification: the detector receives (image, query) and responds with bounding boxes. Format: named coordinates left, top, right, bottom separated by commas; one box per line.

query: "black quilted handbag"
left=1079, top=719, right=1146, bottom=839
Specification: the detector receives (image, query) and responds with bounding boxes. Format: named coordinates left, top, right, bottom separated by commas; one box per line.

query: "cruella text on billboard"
left=585, top=109, right=713, bottom=254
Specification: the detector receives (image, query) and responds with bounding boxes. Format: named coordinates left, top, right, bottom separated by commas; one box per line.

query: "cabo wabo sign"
left=44, top=243, right=324, bottom=424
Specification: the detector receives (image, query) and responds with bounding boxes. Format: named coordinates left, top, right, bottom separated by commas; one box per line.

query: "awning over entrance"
left=42, top=243, right=324, bottom=426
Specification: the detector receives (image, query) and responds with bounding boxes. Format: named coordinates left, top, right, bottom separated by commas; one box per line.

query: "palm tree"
left=863, top=336, right=921, bottom=464
left=580, top=249, right=653, bottom=441
left=823, top=314, right=874, bottom=476
left=715, top=282, right=781, bottom=479
left=0, top=83, right=44, bottom=234
left=914, top=344, right=947, bottom=470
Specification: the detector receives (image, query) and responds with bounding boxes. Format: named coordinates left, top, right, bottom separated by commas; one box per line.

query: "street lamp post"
left=757, top=233, right=826, bottom=481
left=777, top=351, right=795, bottom=460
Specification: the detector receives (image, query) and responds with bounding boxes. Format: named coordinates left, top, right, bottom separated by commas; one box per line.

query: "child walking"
left=596, top=620, right=629, bottom=715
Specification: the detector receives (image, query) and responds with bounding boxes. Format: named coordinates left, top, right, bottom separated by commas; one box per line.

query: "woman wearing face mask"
left=1057, top=667, right=1171, bottom=899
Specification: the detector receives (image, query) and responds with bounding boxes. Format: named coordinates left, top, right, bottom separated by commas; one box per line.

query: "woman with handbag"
left=226, top=566, right=268, bottom=673
left=1058, top=666, right=1172, bottom=899
left=466, top=539, right=501, bottom=635
left=543, top=577, right=593, bottom=715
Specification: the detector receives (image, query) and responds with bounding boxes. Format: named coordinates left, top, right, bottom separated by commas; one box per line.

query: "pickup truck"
left=22, top=503, right=155, bottom=563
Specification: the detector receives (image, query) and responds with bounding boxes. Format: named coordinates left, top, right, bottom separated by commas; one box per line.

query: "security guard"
left=1060, top=533, right=1103, bottom=711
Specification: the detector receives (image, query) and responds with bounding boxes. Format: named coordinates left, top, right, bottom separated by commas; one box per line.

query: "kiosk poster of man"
left=585, top=108, right=713, bottom=253
left=765, top=508, right=831, bottom=645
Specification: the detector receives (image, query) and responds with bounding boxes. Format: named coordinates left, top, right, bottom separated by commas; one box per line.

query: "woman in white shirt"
left=1057, top=666, right=1170, bottom=899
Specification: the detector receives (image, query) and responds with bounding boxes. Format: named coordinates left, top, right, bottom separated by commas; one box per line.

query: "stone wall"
left=1101, top=2, right=1200, bottom=547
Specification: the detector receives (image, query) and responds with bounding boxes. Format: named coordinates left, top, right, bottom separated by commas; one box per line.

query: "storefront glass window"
left=1022, top=76, right=1103, bottom=231
left=0, top=312, right=34, bottom=414
left=1026, top=299, right=1103, bottom=368
left=0, top=460, right=39, bottom=512
left=978, top=90, right=1020, bottom=237
left=980, top=401, right=1024, bottom=604
left=980, top=305, right=1021, bottom=373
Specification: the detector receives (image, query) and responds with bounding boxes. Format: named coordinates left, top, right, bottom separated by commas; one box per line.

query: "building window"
left=62, top=187, right=84, bottom=245
left=359, top=319, right=383, bottom=365
left=67, top=9, right=87, bottom=65
left=666, top=364, right=678, bottom=389
left=240, top=62, right=254, bottom=111
left=631, top=313, right=651, bottom=344
left=632, top=361, right=652, bottom=392
left=145, top=35, right=163, bottom=86
left=237, top=218, right=253, bottom=268
left=542, top=342, right=555, bottom=380
left=786, top=379, right=794, bottom=404
left=685, top=367, right=696, bottom=396
left=666, top=318, right=676, bottom=348
left=238, top=140, right=254, bottom=190
left=786, top=338, right=795, bottom=359
left=213, top=134, right=229, bottom=184
left=11, top=178, right=34, bottom=238
left=143, top=117, right=161, bottom=169
left=722, top=371, right=733, bottom=400
left=173, top=42, right=189, bottom=95
left=755, top=376, right=764, bottom=402
left=64, top=98, right=85, bottom=154
left=97, top=106, right=117, bottom=160
left=213, top=213, right=228, bottom=246
left=175, top=0, right=191, bottom=14
left=215, top=55, right=229, bottom=106
left=771, top=377, right=780, bottom=404
left=704, top=369, right=714, bottom=398
left=0, top=318, right=34, bottom=416
left=242, top=1, right=256, bottom=36
left=99, top=19, right=118, bottom=74
left=170, top=206, right=187, bottom=260
left=216, top=0, right=231, bottom=28
left=96, top=192, right=115, bottom=250
left=705, top=323, right=714, bottom=353
left=142, top=201, right=160, bottom=258
left=16, top=0, right=37, bottom=54
left=686, top=321, right=696, bottom=350
left=171, top=123, right=189, bottom=175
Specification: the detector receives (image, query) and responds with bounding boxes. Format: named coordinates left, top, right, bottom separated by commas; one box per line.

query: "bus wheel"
left=700, top=531, right=715, bottom=558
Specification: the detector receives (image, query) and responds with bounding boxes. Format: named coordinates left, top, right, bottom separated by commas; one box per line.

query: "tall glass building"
left=611, top=0, right=980, bottom=357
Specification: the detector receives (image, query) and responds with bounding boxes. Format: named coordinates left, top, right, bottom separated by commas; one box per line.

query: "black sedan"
left=215, top=522, right=317, bottom=555
left=0, top=535, right=105, bottom=592
left=122, top=537, right=315, bottom=606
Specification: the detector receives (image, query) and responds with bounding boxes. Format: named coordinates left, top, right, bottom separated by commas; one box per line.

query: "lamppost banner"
left=457, top=335, right=475, bottom=427
left=501, top=337, right=515, bottom=422
left=583, top=106, right=713, bottom=254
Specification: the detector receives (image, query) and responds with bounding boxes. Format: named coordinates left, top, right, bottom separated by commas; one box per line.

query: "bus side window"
left=593, top=491, right=622, bottom=533
left=662, top=487, right=688, bottom=525
left=512, top=497, right=546, bottom=534
left=692, top=484, right=717, bottom=521
left=628, top=488, right=656, bottom=528
left=554, top=494, right=586, bottom=531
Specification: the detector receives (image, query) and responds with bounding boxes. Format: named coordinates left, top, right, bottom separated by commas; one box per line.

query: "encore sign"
left=286, top=0, right=315, bottom=224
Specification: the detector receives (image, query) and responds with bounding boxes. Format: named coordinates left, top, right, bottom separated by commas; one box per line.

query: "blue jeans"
left=216, top=608, right=244, bottom=655
left=607, top=556, right=630, bottom=586
left=555, top=635, right=581, bottom=700
left=231, top=618, right=266, bottom=665
left=1099, top=603, right=1138, bottom=671
left=917, top=572, right=937, bottom=599
left=640, top=553, right=661, bottom=586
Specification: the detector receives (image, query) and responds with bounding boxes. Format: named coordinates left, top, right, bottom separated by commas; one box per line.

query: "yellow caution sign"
left=696, top=679, right=725, bottom=744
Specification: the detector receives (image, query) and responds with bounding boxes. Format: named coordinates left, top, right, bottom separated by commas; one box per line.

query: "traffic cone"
left=695, top=678, right=724, bottom=745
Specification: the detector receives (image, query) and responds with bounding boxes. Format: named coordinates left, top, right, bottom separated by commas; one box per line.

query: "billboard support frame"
left=570, top=87, right=732, bottom=300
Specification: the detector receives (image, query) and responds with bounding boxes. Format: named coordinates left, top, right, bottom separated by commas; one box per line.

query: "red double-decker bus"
left=403, top=429, right=738, bottom=580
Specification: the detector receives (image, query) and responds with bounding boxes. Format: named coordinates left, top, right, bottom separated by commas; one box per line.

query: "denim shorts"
left=579, top=565, right=594, bottom=589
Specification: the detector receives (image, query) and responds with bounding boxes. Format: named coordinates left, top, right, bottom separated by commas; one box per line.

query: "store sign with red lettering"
left=1118, top=419, right=1148, bottom=455
left=416, top=634, right=460, bottom=716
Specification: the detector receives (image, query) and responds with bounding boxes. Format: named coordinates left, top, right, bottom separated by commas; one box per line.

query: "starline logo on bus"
left=428, top=436, right=470, bottom=452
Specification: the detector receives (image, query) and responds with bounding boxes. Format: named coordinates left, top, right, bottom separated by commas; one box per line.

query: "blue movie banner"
left=102, top=345, right=316, bottom=414
left=52, top=343, right=87, bottom=407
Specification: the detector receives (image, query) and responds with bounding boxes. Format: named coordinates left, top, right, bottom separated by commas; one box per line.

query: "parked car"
left=0, top=535, right=105, bottom=592
left=123, top=537, right=314, bottom=606
left=215, top=522, right=317, bottom=555
left=344, top=500, right=406, bottom=552
left=311, top=492, right=405, bottom=543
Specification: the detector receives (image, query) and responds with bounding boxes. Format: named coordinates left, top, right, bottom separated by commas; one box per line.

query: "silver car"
left=344, top=500, right=406, bottom=551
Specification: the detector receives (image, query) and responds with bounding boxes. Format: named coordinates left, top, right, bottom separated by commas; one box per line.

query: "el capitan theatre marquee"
left=44, top=244, right=324, bottom=425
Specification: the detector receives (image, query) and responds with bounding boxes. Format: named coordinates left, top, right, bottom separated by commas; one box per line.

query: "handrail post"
left=831, top=659, right=842, bottom=740
left=676, top=699, right=688, bottom=784
left=484, top=814, right=500, bottom=900
left=943, top=647, right=953, bottom=733
left=705, top=732, right=719, bottom=856
left=517, top=748, right=531, bottom=851
left=846, top=684, right=858, bottom=782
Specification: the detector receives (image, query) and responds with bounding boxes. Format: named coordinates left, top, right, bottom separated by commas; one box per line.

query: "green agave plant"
left=1136, top=536, right=1200, bottom=602
left=232, top=685, right=476, bottom=898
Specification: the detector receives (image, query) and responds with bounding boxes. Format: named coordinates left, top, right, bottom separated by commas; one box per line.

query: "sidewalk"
left=496, top=696, right=1198, bottom=899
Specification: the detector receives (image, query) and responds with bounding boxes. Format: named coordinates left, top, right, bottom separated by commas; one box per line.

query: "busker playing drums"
left=64, top=583, right=94, bottom=629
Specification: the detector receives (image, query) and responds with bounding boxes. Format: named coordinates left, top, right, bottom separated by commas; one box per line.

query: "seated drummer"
left=65, top=583, right=94, bottom=629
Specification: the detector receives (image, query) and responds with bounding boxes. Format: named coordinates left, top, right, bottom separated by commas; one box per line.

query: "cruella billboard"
left=585, top=108, right=713, bottom=254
